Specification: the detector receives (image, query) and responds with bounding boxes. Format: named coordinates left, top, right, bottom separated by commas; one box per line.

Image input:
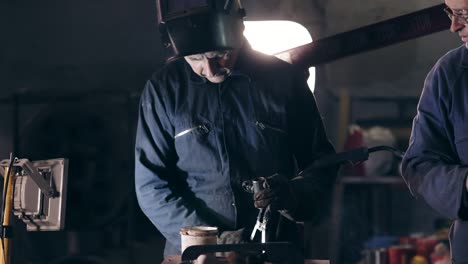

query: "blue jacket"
left=135, top=45, right=336, bottom=256
left=402, top=44, right=468, bottom=261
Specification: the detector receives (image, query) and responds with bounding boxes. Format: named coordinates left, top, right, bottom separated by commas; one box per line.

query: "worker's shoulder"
left=435, top=45, right=467, bottom=72
left=425, top=45, right=468, bottom=96
left=149, top=59, right=187, bottom=83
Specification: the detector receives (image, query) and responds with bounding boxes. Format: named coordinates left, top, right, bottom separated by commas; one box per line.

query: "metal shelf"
left=329, top=175, right=406, bottom=263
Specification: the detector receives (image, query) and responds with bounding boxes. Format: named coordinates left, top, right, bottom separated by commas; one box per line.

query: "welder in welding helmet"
left=156, top=0, right=246, bottom=59
left=137, top=1, right=338, bottom=261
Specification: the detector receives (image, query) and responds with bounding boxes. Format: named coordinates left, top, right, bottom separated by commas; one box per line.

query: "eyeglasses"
left=444, top=7, right=468, bottom=25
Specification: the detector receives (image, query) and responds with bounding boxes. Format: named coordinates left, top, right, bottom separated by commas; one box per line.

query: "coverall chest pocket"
left=253, top=115, right=291, bottom=173
left=173, top=116, right=220, bottom=173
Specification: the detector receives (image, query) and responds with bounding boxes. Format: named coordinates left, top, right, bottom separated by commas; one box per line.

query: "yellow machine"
left=0, top=156, right=68, bottom=264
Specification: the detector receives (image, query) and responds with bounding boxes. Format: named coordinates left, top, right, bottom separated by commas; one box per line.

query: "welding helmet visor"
left=156, top=0, right=246, bottom=60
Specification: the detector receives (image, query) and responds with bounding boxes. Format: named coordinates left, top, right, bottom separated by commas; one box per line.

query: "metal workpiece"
left=180, top=242, right=303, bottom=264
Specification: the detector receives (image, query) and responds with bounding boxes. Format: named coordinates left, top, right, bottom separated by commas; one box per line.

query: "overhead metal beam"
left=278, top=4, right=450, bottom=67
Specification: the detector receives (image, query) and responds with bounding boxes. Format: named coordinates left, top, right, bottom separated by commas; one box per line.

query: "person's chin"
left=206, top=76, right=227, bottom=83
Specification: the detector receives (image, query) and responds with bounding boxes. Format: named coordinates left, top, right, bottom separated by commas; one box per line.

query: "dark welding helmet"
left=156, top=0, right=246, bottom=60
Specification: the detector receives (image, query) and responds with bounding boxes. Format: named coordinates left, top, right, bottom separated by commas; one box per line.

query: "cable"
left=0, top=153, right=14, bottom=263
left=368, top=145, right=405, bottom=159
left=299, top=145, right=405, bottom=176
left=237, top=0, right=243, bottom=9
left=223, top=0, right=231, bottom=10
left=0, top=154, right=14, bottom=228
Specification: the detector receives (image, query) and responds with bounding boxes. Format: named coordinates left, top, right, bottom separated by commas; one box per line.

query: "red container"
left=415, top=238, right=438, bottom=259
left=388, top=245, right=417, bottom=264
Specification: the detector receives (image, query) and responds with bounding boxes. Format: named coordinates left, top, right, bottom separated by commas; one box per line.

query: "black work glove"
left=253, top=173, right=297, bottom=213
left=217, top=229, right=247, bottom=260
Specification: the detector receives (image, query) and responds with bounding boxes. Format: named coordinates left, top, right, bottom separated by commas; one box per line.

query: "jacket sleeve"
left=135, top=80, right=217, bottom=253
left=288, top=69, right=338, bottom=222
left=401, top=63, right=468, bottom=221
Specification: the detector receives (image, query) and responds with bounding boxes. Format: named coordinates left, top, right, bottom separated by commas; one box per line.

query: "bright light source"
left=243, top=21, right=312, bottom=55
left=244, top=21, right=315, bottom=92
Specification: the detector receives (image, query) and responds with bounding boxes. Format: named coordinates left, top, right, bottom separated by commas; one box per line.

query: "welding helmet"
left=156, top=0, right=246, bottom=60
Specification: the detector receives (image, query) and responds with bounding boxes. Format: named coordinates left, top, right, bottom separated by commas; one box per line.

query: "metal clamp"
left=0, top=158, right=59, bottom=198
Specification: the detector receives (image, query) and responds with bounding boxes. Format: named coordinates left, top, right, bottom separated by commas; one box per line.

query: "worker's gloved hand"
left=217, top=229, right=251, bottom=261
left=253, top=173, right=297, bottom=212
left=217, top=228, right=246, bottom=245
